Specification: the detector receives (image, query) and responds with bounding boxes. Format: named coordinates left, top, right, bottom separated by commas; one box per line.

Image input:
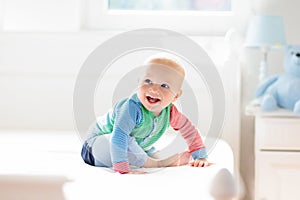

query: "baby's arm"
left=126, top=153, right=181, bottom=174
left=110, top=100, right=142, bottom=174
left=142, top=153, right=180, bottom=168
left=170, top=105, right=209, bottom=167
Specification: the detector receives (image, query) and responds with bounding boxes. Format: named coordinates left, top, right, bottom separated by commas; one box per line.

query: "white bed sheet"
left=0, top=131, right=236, bottom=200
left=65, top=164, right=233, bottom=200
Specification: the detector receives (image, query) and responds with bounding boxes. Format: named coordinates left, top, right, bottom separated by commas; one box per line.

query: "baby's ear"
left=173, top=90, right=183, bottom=102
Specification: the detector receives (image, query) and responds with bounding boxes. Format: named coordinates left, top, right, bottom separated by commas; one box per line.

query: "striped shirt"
left=96, top=93, right=207, bottom=173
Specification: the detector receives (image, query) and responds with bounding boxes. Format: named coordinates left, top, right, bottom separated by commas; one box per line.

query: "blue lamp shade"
left=244, top=15, right=286, bottom=48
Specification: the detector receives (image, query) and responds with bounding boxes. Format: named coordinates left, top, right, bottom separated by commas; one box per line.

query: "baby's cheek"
left=166, top=92, right=177, bottom=101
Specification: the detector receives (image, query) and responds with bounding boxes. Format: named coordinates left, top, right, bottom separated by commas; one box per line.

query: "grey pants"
left=83, top=124, right=148, bottom=168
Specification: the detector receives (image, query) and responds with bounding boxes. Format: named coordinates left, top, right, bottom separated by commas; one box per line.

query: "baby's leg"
left=91, top=134, right=113, bottom=167
left=91, top=134, right=147, bottom=168
left=127, top=137, right=148, bottom=167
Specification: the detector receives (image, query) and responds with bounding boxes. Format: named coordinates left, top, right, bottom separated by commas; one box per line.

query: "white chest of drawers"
left=246, top=106, right=300, bottom=200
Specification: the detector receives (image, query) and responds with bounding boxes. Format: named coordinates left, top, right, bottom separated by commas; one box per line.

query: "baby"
left=81, top=54, right=209, bottom=174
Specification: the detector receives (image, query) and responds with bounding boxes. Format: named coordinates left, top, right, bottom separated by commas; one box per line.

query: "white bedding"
left=0, top=131, right=236, bottom=200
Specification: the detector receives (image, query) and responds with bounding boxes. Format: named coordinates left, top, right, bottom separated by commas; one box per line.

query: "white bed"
left=0, top=130, right=238, bottom=200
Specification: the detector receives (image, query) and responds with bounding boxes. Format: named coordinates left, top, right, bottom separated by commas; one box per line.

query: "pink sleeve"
left=170, top=104, right=205, bottom=153
left=113, top=162, right=130, bottom=174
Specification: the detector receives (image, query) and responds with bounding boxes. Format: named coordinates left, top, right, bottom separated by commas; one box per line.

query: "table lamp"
left=244, top=15, right=286, bottom=82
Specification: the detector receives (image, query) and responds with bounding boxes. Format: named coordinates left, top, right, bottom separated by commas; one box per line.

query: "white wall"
left=2, top=0, right=81, bottom=31
left=0, top=33, right=104, bottom=131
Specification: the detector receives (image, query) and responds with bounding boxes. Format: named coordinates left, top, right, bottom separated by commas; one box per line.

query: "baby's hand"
left=189, top=158, right=209, bottom=167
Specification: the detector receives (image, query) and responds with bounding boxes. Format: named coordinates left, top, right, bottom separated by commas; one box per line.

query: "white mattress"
left=0, top=131, right=236, bottom=200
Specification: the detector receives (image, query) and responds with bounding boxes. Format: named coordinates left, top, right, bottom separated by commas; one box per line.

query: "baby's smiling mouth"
left=146, top=95, right=161, bottom=104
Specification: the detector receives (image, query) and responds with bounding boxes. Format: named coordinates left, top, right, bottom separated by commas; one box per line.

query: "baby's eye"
left=144, top=79, right=152, bottom=84
left=161, top=83, right=170, bottom=89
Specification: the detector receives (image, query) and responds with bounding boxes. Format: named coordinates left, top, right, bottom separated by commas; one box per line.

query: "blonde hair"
left=144, top=53, right=185, bottom=77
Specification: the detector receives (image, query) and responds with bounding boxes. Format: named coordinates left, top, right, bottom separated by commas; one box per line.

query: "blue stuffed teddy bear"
left=256, top=45, right=300, bottom=115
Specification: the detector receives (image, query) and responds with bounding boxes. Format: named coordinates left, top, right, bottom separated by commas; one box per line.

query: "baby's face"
left=137, top=62, right=184, bottom=116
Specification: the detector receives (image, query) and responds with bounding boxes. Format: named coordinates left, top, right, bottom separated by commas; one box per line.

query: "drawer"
left=255, top=151, right=300, bottom=200
left=255, top=117, right=300, bottom=150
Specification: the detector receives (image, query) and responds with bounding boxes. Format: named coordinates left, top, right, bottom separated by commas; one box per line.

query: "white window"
left=108, top=0, right=231, bottom=11
left=83, top=0, right=249, bottom=35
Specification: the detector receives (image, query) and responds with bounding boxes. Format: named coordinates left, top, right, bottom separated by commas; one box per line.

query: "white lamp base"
left=259, top=59, right=268, bottom=82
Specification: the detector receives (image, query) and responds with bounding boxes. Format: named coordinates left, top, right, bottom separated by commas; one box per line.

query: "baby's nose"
left=149, top=84, right=160, bottom=93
